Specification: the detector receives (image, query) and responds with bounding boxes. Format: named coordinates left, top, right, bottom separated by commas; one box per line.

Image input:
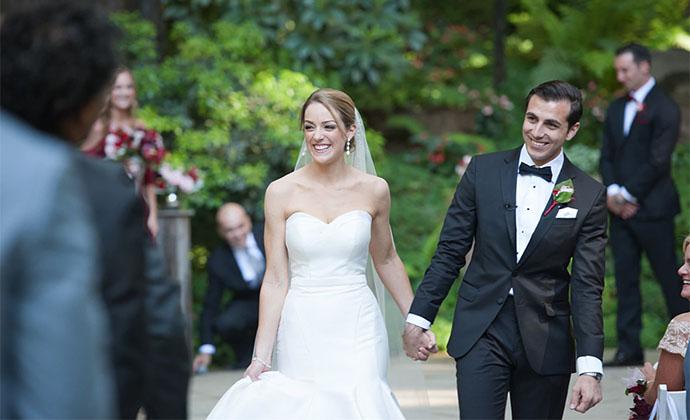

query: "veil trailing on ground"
left=294, top=110, right=431, bottom=418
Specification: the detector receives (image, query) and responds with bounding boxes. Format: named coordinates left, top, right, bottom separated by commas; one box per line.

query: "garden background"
left=100, top=0, right=689, bottom=365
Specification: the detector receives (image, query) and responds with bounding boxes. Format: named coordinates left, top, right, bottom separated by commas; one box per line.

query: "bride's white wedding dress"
left=207, top=209, right=405, bottom=420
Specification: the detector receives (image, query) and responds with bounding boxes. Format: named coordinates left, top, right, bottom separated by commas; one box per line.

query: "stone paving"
left=190, top=349, right=655, bottom=419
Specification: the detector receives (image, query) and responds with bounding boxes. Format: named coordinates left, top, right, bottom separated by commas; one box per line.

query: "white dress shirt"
left=515, top=146, right=563, bottom=263
left=407, top=146, right=602, bottom=375
left=232, top=232, right=265, bottom=287
left=608, top=77, right=656, bottom=204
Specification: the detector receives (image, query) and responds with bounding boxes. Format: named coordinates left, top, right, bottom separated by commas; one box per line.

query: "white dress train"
left=207, top=210, right=404, bottom=420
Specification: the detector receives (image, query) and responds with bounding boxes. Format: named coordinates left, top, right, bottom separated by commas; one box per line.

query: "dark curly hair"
left=0, top=0, right=120, bottom=137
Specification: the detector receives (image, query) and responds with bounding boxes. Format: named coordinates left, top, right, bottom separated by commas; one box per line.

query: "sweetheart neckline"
left=286, top=209, right=372, bottom=225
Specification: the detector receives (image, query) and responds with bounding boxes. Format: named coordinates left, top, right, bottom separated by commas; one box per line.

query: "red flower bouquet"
left=624, top=369, right=653, bottom=420
left=102, top=127, right=166, bottom=186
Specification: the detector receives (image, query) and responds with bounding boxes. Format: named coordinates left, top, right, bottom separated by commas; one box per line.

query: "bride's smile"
left=302, top=101, right=354, bottom=164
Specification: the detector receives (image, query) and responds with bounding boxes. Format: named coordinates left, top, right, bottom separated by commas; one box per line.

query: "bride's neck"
left=307, top=160, right=350, bottom=186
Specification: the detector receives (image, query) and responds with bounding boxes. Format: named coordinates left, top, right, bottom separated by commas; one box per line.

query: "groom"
left=404, top=80, right=606, bottom=418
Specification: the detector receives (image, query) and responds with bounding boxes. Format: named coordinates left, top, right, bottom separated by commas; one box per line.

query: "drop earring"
left=345, top=138, right=351, bottom=156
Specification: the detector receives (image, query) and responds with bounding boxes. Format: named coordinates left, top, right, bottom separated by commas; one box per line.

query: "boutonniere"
left=635, top=101, right=645, bottom=113
left=543, top=179, right=574, bottom=217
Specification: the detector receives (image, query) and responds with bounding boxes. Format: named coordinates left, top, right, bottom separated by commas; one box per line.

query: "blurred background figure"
left=83, top=66, right=166, bottom=238
left=193, top=203, right=265, bottom=372
left=80, top=65, right=189, bottom=420
left=1, top=1, right=189, bottom=418
left=600, top=43, right=686, bottom=367
left=0, top=1, right=120, bottom=417
left=636, top=235, right=690, bottom=409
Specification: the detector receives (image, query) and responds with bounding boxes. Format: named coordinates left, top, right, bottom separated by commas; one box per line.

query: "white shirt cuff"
left=406, top=314, right=432, bottom=330
left=619, top=187, right=637, bottom=204
left=199, top=344, right=216, bottom=355
left=606, top=184, right=621, bottom=196
left=576, top=356, right=603, bottom=376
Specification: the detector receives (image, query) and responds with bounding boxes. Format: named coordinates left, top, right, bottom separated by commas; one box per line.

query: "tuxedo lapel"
left=612, top=99, right=627, bottom=146
left=516, top=156, right=578, bottom=268
left=500, top=149, right=519, bottom=261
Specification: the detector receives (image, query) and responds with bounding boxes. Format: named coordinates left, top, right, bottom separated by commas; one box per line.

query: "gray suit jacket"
left=0, top=112, right=115, bottom=418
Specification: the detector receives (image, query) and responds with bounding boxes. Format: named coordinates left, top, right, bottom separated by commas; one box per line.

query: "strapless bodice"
left=285, top=210, right=372, bottom=287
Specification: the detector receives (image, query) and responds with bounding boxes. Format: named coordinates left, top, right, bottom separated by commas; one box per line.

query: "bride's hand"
left=244, top=359, right=270, bottom=382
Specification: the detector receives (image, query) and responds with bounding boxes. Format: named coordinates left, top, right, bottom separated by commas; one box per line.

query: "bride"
left=207, top=88, right=436, bottom=419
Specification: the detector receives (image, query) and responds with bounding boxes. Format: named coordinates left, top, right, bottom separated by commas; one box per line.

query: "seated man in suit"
left=193, top=203, right=265, bottom=372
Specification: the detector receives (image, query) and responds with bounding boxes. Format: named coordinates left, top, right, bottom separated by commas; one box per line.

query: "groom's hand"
left=403, top=323, right=438, bottom=361
left=569, top=375, right=602, bottom=413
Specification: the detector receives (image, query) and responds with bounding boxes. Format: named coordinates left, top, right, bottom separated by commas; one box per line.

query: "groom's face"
left=522, top=95, right=580, bottom=166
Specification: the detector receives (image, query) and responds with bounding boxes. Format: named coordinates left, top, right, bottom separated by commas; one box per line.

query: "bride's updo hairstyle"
left=299, top=88, right=356, bottom=152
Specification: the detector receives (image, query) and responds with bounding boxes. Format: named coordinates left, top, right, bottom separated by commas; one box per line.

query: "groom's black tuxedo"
left=410, top=148, right=607, bottom=416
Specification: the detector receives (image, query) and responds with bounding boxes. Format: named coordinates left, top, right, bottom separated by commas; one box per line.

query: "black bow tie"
left=626, top=94, right=637, bottom=103
left=519, top=162, right=552, bottom=182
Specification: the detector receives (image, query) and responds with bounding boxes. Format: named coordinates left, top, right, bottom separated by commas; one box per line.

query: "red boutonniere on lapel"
left=634, top=102, right=650, bottom=125
left=543, top=179, right=574, bottom=217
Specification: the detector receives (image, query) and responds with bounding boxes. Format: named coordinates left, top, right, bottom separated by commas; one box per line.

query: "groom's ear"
left=565, top=121, right=580, bottom=141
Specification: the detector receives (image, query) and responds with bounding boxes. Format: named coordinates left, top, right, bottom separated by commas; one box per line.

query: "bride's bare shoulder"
left=356, top=172, right=389, bottom=199
left=266, top=170, right=308, bottom=199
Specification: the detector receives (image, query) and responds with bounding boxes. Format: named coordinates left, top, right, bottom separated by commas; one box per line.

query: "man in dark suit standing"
left=193, top=203, right=265, bottom=372
left=404, top=81, right=607, bottom=418
left=600, top=43, right=685, bottom=367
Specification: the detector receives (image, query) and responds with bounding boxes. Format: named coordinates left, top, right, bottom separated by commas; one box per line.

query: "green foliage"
left=378, top=154, right=458, bottom=283
left=387, top=114, right=498, bottom=176
left=110, top=11, right=158, bottom=66
left=563, top=143, right=601, bottom=177
left=161, top=0, right=426, bottom=109
left=674, top=143, right=690, bottom=242
left=113, top=14, right=319, bottom=221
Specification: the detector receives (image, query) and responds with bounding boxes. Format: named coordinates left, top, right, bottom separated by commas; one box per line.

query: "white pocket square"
left=555, top=207, right=578, bottom=219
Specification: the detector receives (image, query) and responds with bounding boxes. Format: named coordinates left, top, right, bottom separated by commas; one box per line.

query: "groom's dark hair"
left=525, top=80, right=583, bottom=129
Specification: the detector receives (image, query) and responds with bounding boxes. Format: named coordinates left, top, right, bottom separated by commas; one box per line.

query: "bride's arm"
left=244, top=182, right=290, bottom=381
left=368, top=178, right=415, bottom=317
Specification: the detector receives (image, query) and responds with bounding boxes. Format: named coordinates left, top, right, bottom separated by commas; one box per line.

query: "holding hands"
left=403, top=323, right=439, bottom=361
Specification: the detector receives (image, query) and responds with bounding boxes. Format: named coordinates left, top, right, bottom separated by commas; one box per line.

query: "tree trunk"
left=136, top=0, right=168, bottom=58
left=493, top=0, right=507, bottom=89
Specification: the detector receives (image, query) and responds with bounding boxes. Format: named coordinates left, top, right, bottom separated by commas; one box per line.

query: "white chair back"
left=657, top=384, right=687, bottom=420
